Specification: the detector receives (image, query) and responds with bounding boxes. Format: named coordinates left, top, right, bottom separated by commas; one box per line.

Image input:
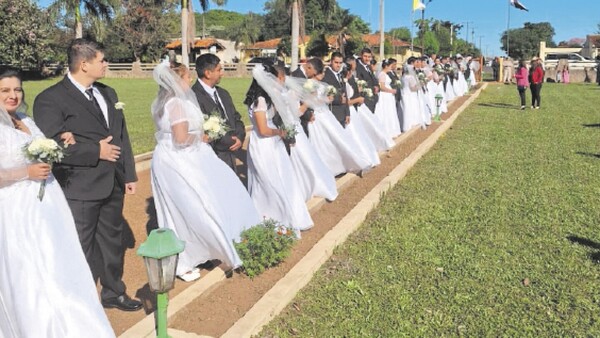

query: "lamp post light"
left=137, top=228, right=185, bottom=338
left=434, top=94, right=444, bottom=121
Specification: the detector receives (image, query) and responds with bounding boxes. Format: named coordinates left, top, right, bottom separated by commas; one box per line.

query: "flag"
left=510, top=0, right=529, bottom=11
left=413, top=0, right=426, bottom=11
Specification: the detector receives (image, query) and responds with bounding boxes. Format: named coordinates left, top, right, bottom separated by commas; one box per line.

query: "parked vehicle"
left=544, top=53, right=597, bottom=69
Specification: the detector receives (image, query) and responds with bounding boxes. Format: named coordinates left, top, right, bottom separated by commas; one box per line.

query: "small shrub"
left=234, top=218, right=297, bottom=278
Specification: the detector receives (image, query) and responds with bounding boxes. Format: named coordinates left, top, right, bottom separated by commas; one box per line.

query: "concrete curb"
left=221, top=83, right=488, bottom=338
left=118, top=86, right=485, bottom=337
left=118, top=120, right=420, bottom=338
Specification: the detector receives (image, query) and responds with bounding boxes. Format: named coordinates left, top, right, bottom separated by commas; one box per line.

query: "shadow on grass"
left=567, top=235, right=600, bottom=264
left=582, top=123, right=600, bottom=128
left=575, top=152, right=600, bottom=159
left=477, top=102, right=519, bottom=110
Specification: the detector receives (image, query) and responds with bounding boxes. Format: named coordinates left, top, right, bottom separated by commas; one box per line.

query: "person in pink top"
left=513, top=60, right=529, bottom=110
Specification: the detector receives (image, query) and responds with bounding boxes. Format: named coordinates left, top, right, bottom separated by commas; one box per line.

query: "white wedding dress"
left=374, top=72, right=402, bottom=139
left=0, top=115, right=115, bottom=338
left=308, top=92, right=372, bottom=177
left=345, top=82, right=384, bottom=165
left=401, top=73, right=424, bottom=132
left=247, top=97, right=313, bottom=235
left=151, top=98, right=261, bottom=276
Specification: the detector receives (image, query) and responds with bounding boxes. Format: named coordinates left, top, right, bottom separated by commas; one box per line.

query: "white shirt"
left=67, top=73, right=109, bottom=127
left=197, top=79, right=227, bottom=117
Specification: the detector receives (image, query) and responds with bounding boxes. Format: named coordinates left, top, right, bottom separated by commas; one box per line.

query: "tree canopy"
left=501, top=22, right=556, bottom=59
left=0, top=0, right=56, bottom=69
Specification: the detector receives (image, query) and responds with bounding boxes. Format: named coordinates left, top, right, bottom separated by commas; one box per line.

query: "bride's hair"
left=243, top=61, right=284, bottom=109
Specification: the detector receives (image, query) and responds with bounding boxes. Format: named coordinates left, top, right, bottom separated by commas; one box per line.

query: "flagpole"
left=410, top=9, right=414, bottom=52
left=506, top=1, right=511, bottom=57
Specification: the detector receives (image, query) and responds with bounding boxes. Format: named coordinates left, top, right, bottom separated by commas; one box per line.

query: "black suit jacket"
left=355, top=59, right=379, bottom=113
left=387, top=71, right=402, bottom=102
left=191, top=80, right=246, bottom=170
left=290, top=67, right=313, bottom=137
left=322, top=67, right=350, bottom=127
left=33, top=76, right=137, bottom=201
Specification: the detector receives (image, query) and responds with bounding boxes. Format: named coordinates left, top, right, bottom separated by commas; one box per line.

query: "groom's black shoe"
left=102, top=294, right=143, bottom=311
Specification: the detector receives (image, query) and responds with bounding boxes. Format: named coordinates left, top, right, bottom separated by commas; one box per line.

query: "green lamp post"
left=434, top=94, right=444, bottom=122
left=137, top=228, right=185, bottom=338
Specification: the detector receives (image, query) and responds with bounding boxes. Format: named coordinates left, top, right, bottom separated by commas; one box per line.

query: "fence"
left=43, top=62, right=257, bottom=78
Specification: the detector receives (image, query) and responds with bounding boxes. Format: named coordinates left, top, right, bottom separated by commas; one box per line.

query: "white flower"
left=326, top=85, right=337, bottom=96
left=364, top=88, right=373, bottom=98
left=303, top=80, right=315, bottom=92
left=114, top=102, right=125, bottom=110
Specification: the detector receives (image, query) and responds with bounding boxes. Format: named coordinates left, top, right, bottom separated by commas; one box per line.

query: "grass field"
left=23, top=76, right=252, bottom=154
left=260, top=82, right=600, bottom=336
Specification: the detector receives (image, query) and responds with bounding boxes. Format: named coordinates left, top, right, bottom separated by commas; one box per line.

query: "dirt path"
left=108, top=93, right=472, bottom=336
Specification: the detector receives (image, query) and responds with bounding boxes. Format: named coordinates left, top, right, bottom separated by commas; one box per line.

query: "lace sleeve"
left=164, top=98, right=200, bottom=148
left=0, top=126, right=29, bottom=188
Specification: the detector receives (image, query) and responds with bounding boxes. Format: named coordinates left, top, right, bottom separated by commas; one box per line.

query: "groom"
left=355, top=48, right=380, bottom=113
left=192, top=54, right=246, bottom=174
left=33, top=38, right=142, bottom=311
left=322, top=52, right=350, bottom=127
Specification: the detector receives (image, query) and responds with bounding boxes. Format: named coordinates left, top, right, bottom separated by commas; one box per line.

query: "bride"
left=0, top=68, right=115, bottom=337
left=150, top=61, right=261, bottom=281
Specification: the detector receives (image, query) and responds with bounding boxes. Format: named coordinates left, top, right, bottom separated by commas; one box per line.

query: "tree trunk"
left=379, top=0, right=384, bottom=62
left=291, top=0, right=300, bottom=71
left=75, top=6, right=83, bottom=38
left=181, top=0, right=189, bottom=67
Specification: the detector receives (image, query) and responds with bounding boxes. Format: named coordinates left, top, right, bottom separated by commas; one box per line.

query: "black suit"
left=191, top=80, right=246, bottom=173
left=290, top=67, right=314, bottom=137
left=322, top=67, right=350, bottom=127
left=355, top=59, right=379, bottom=113
left=33, top=76, right=137, bottom=301
left=387, top=70, right=404, bottom=128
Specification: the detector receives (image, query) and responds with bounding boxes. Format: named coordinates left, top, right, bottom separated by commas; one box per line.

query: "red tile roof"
left=166, top=38, right=225, bottom=50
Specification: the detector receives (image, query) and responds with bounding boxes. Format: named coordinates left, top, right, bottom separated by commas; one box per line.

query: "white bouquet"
left=356, top=79, right=368, bottom=91
left=303, top=80, right=316, bottom=93
left=278, top=124, right=298, bottom=142
left=203, top=112, right=230, bottom=140
left=326, top=85, right=338, bottom=96
left=434, top=65, right=445, bottom=75
left=363, top=88, right=373, bottom=98
left=392, top=79, right=403, bottom=89
left=417, top=72, right=427, bottom=86
left=23, top=138, right=65, bottom=201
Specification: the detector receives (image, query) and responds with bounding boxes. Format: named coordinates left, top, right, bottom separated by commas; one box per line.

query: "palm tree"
left=228, top=13, right=260, bottom=49
left=180, top=0, right=226, bottom=66
left=50, top=0, right=117, bottom=38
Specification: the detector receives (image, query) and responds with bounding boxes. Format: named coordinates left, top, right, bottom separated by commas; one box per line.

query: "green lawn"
left=260, top=83, right=600, bottom=336
left=23, top=76, right=252, bottom=154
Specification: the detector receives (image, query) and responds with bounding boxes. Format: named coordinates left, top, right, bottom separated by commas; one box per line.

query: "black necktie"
left=337, top=72, right=343, bottom=85
left=213, top=91, right=228, bottom=121
left=85, top=88, right=107, bottom=127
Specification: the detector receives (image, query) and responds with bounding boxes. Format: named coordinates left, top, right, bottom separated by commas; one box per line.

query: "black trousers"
left=68, top=179, right=126, bottom=300
left=530, top=83, right=542, bottom=107
left=517, top=86, right=527, bottom=106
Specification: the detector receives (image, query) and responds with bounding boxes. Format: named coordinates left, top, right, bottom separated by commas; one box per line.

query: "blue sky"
left=37, top=0, right=600, bottom=56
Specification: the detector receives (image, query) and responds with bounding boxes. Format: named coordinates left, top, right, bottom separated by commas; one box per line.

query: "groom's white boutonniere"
left=114, top=102, right=125, bottom=110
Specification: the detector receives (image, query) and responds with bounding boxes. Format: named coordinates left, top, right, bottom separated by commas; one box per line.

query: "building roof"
left=166, top=38, right=225, bottom=50
left=245, top=36, right=311, bottom=50
left=362, top=34, right=411, bottom=48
